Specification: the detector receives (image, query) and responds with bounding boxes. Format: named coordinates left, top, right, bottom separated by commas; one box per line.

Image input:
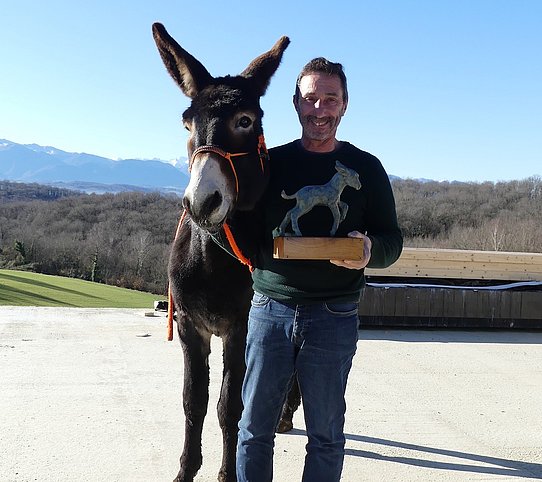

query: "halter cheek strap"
left=190, top=146, right=246, bottom=195
left=188, top=134, right=268, bottom=197
left=257, top=134, right=269, bottom=173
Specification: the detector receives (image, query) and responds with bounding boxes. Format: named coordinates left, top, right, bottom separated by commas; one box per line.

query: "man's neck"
left=300, top=137, right=340, bottom=153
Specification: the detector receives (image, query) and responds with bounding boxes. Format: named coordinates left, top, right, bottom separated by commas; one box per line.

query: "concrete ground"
left=1, top=307, right=541, bottom=482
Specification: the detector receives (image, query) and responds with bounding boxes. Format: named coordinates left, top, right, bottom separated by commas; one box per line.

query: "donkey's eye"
left=237, top=116, right=252, bottom=129
left=183, top=119, right=193, bottom=132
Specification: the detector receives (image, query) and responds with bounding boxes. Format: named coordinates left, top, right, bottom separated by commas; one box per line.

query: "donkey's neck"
left=330, top=175, right=349, bottom=193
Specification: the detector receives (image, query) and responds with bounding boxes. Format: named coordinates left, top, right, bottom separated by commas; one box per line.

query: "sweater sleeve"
left=365, top=157, right=403, bottom=269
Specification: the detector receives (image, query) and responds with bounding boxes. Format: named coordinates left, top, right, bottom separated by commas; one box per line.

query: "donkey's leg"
left=290, top=207, right=306, bottom=237
left=338, top=200, right=349, bottom=223
left=217, top=325, right=247, bottom=482
left=277, top=209, right=294, bottom=236
left=276, top=373, right=302, bottom=433
left=175, top=321, right=212, bottom=482
left=329, top=204, right=342, bottom=236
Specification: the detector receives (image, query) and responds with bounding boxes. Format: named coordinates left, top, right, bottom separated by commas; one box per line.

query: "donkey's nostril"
left=182, top=196, right=191, bottom=215
left=203, top=191, right=222, bottom=215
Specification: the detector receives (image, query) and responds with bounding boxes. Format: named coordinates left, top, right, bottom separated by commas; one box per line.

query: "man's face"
left=294, top=72, right=347, bottom=152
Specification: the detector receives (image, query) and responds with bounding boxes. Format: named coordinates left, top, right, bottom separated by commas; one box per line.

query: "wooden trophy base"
left=273, top=236, right=364, bottom=260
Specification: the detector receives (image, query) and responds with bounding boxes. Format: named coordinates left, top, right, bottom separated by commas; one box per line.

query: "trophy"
left=273, top=161, right=364, bottom=260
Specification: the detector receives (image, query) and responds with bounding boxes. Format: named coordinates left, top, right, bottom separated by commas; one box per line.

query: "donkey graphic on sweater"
left=277, top=160, right=361, bottom=237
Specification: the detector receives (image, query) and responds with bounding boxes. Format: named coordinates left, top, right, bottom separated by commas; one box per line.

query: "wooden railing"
left=361, top=247, right=542, bottom=328
left=365, top=248, right=542, bottom=282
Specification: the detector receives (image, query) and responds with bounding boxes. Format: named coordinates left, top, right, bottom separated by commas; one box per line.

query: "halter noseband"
left=188, top=134, right=268, bottom=196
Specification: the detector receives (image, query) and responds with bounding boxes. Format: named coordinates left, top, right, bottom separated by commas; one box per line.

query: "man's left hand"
left=330, top=231, right=372, bottom=270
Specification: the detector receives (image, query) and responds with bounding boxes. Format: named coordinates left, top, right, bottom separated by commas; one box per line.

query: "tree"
left=14, top=240, right=26, bottom=263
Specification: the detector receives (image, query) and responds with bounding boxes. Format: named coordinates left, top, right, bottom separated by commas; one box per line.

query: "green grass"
left=0, top=269, right=162, bottom=308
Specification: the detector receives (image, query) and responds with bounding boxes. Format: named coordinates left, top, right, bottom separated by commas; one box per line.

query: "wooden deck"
left=365, top=247, right=542, bottom=281
left=361, top=248, right=542, bottom=329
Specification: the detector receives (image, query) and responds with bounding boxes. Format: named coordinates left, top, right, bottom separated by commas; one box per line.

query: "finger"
left=330, top=259, right=350, bottom=268
left=330, top=259, right=362, bottom=269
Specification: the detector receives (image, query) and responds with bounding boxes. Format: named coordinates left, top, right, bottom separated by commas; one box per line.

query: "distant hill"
left=0, top=180, right=82, bottom=202
left=0, top=139, right=189, bottom=195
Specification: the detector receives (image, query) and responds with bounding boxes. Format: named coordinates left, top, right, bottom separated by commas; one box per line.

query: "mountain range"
left=0, top=139, right=190, bottom=195
left=0, top=138, right=409, bottom=196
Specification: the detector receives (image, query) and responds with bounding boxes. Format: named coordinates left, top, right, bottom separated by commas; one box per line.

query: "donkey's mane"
left=188, top=78, right=262, bottom=114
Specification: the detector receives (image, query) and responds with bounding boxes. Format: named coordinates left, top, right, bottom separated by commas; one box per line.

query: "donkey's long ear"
left=152, top=23, right=213, bottom=99
left=241, top=36, right=290, bottom=96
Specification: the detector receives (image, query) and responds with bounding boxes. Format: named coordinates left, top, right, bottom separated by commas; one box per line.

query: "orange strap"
left=166, top=212, right=253, bottom=341
left=167, top=286, right=174, bottom=341
left=223, top=222, right=254, bottom=272
left=257, top=134, right=268, bottom=173
left=190, top=146, right=249, bottom=195
left=167, top=210, right=187, bottom=341
left=167, top=137, right=267, bottom=340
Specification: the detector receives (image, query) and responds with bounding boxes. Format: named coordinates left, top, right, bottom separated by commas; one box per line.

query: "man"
left=236, top=58, right=403, bottom=481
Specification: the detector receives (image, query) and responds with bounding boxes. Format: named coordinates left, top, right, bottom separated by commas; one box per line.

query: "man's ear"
left=293, top=94, right=300, bottom=113
left=341, top=100, right=348, bottom=116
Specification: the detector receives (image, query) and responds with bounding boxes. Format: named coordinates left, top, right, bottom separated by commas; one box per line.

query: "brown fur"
left=153, top=23, right=290, bottom=482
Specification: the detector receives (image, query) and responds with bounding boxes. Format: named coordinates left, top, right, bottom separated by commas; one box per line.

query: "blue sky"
left=1, top=0, right=540, bottom=182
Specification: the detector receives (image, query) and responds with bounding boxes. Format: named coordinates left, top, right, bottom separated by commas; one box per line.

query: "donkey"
left=152, top=23, right=290, bottom=482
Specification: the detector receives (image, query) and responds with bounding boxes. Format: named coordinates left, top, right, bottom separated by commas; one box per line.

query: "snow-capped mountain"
left=0, top=139, right=189, bottom=194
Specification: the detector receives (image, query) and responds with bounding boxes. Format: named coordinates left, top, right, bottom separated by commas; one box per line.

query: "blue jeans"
left=236, top=292, right=359, bottom=482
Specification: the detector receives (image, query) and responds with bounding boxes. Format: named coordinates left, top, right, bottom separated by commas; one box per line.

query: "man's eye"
left=238, top=116, right=252, bottom=128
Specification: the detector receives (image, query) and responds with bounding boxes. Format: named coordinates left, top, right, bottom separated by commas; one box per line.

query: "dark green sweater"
left=252, top=140, right=402, bottom=304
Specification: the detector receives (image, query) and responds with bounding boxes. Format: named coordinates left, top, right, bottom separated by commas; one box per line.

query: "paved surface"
left=1, top=307, right=541, bottom=481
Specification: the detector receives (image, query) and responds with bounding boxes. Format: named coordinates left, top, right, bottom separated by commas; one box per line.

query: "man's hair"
left=294, top=57, right=348, bottom=103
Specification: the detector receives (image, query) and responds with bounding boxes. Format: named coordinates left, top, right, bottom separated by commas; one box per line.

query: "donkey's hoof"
left=276, top=418, right=293, bottom=433
left=173, top=472, right=194, bottom=482
left=218, top=468, right=236, bottom=482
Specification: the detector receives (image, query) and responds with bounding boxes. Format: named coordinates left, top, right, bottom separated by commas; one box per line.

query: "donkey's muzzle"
left=183, top=190, right=227, bottom=232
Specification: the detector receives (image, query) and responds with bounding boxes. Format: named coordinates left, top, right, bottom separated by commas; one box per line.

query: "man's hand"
left=330, top=231, right=372, bottom=270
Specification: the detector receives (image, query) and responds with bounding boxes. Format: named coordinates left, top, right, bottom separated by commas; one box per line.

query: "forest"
left=1, top=176, right=541, bottom=295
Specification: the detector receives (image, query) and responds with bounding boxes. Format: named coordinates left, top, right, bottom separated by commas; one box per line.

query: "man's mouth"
left=309, top=117, right=329, bottom=127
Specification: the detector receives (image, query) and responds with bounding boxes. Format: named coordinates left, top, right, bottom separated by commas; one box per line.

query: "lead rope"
left=167, top=209, right=187, bottom=341
left=223, top=223, right=255, bottom=272
left=166, top=215, right=254, bottom=341
left=166, top=135, right=267, bottom=341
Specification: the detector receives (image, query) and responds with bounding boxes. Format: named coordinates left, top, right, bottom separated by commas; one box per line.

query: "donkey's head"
left=335, top=160, right=361, bottom=191
left=153, top=23, right=289, bottom=231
